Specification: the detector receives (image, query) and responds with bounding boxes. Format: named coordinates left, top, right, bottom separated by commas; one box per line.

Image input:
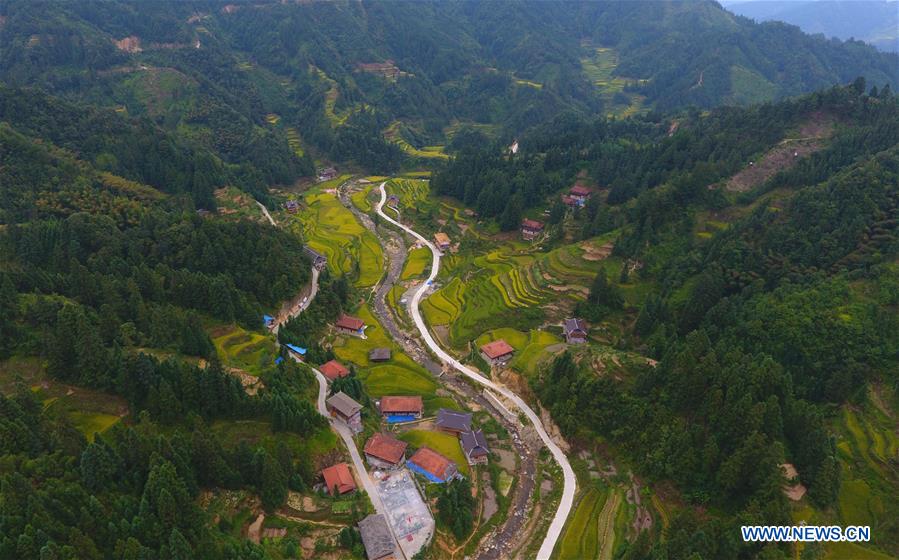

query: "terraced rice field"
left=837, top=407, right=899, bottom=478
left=293, top=183, right=384, bottom=287
left=825, top=542, right=896, bottom=560
left=313, top=66, right=349, bottom=126
left=387, top=178, right=430, bottom=208
left=514, top=78, right=543, bottom=89
left=838, top=478, right=881, bottom=527
left=443, top=121, right=499, bottom=142
left=398, top=429, right=470, bottom=476
left=498, top=470, right=514, bottom=496
left=475, top=327, right=530, bottom=350
left=401, top=247, right=432, bottom=280
left=285, top=126, right=304, bottom=157
left=213, top=325, right=277, bottom=377
left=651, top=494, right=669, bottom=530
left=384, top=121, right=449, bottom=160
left=510, top=330, right=563, bottom=376
left=821, top=399, right=899, bottom=560
left=310, top=65, right=366, bottom=127
left=580, top=47, right=646, bottom=117
left=350, top=184, right=375, bottom=212
left=421, top=239, right=622, bottom=346
left=212, top=418, right=338, bottom=457
left=557, top=487, right=622, bottom=560
left=421, top=277, right=464, bottom=325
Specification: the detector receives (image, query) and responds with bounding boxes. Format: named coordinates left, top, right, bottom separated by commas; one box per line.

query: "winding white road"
left=256, top=200, right=277, bottom=227
left=268, top=191, right=405, bottom=559
left=256, top=200, right=319, bottom=333
left=374, top=182, right=575, bottom=559
left=296, top=360, right=406, bottom=559
left=309, top=365, right=390, bottom=515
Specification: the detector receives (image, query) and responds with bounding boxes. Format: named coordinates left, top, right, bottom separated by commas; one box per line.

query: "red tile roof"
left=320, top=360, right=350, bottom=380
left=521, top=219, right=544, bottom=231
left=336, top=314, right=365, bottom=331
left=409, top=447, right=455, bottom=480
left=570, top=185, right=593, bottom=196
left=322, top=463, right=356, bottom=494
left=379, top=396, right=423, bottom=414
left=364, top=433, right=408, bottom=465
left=480, top=339, right=515, bottom=359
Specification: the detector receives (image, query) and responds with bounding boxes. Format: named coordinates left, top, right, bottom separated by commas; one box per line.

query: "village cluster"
left=263, top=178, right=594, bottom=558
left=268, top=301, right=589, bottom=558
left=524, top=181, right=595, bottom=241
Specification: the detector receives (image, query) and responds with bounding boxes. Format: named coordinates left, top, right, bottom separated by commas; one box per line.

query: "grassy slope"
left=212, top=324, right=277, bottom=377
left=331, top=305, right=454, bottom=414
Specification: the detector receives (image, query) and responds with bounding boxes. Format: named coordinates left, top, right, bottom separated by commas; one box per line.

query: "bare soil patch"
left=540, top=407, right=571, bottom=453
left=495, top=448, right=517, bottom=471
left=547, top=284, right=589, bottom=296
left=481, top=471, right=499, bottom=522
left=580, top=241, right=614, bottom=261
left=540, top=478, right=554, bottom=495
left=115, top=36, right=142, bottom=53
left=724, top=112, right=836, bottom=193
left=247, top=513, right=265, bottom=543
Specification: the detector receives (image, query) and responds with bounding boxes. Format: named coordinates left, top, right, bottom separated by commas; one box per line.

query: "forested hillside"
left=2, top=2, right=899, bottom=558
left=1, top=0, right=896, bottom=175
left=436, top=82, right=899, bottom=558
left=0, top=84, right=359, bottom=558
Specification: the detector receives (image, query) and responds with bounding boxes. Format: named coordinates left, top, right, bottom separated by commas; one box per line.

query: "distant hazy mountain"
left=724, top=0, right=899, bottom=51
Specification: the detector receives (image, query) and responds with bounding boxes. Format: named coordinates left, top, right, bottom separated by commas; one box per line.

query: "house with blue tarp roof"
left=386, top=414, right=417, bottom=424
left=274, top=357, right=284, bottom=365
left=285, top=344, right=307, bottom=359
left=263, top=314, right=275, bottom=329
left=408, top=447, right=460, bottom=484
left=408, top=461, right=444, bottom=483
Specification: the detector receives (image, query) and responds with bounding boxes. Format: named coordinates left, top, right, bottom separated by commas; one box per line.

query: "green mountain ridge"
left=1, top=0, right=896, bottom=172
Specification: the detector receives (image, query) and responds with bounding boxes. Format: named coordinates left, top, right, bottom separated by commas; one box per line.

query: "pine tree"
left=0, top=274, right=18, bottom=358
left=168, top=528, right=192, bottom=560
left=80, top=438, right=121, bottom=491
left=259, top=451, right=288, bottom=512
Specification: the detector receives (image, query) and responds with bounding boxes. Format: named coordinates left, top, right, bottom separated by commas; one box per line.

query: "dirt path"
left=597, top=491, right=621, bottom=560
left=255, top=200, right=277, bottom=227
left=693, top=70, right=703, bottom=89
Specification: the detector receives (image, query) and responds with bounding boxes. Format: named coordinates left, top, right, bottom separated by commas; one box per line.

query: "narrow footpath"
left=374, top=182, right=577, bottom=560
left=256, top=200, right=319, bottom=333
